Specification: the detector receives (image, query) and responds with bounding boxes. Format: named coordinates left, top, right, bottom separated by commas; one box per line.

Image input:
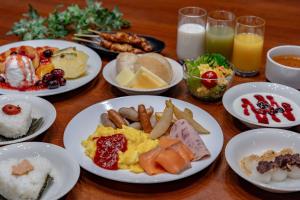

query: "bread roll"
left=133, top=53, right=173, bottom=83
left=116, top=52, right=138, bottom=74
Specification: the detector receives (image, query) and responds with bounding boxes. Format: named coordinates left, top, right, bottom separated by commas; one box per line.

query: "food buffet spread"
left=0, top=0, right=300, bottom=199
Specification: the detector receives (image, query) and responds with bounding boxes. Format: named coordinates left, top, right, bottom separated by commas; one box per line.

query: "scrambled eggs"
left=82, top=125, right=158, bottom=173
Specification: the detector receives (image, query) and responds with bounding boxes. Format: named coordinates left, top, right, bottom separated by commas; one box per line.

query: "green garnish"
left=7, top=0, right=130, bottom=40
left=185, top=53, right=231, bottom=77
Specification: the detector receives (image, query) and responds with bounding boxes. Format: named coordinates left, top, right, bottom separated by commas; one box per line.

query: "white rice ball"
left=0, top=101, right=32, bottom=139
left=0, top=157, right=54, bottom=200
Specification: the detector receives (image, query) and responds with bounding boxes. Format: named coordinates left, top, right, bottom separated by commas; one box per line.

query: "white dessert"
left=4, top=55, right=37, bottom=88
left=233, top=92, right=300, bottom=126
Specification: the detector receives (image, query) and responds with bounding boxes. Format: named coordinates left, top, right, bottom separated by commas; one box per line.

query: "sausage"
left=107, top=109, right=128, bottom=128
left=100, top=113, right=116, bottom=128
left=138, top=104, right=152, bottom=133
left=128, top=122, right=142, bottom=130
left=118, top=107, right=139, bottom=121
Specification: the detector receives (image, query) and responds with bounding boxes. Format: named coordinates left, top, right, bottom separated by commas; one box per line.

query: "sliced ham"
left=170, top=119, right=210, bottom=160
left=155, top=148, right=191, bottom=174
left=139, top=147, right=166, bottom=175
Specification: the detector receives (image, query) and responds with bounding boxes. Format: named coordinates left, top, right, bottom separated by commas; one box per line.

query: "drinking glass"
left=232, top=16, right=265, bottom=77
left=176, top=7, right=207, bottom=61
left=206, top=10, right=235, bottom=60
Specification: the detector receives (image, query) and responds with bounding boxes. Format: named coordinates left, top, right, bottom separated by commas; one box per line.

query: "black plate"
left=78, top=34, right=165, bottom=58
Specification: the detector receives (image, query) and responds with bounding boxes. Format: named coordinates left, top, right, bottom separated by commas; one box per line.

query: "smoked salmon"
left=139, top=147, right=166, bottom=175
left=155, top=148, right=191, bottom=174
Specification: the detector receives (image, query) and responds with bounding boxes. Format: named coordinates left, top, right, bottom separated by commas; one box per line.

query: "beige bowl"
left=266, top=45, right=300, bottom=89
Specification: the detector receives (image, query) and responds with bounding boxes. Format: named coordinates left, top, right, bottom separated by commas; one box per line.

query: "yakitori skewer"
left=72, top=36, right=144, bottom=54
left=87, top=29, right=153, bottom=52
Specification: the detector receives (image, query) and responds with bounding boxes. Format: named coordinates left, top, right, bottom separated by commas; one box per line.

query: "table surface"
left=1, top=0, right=300, bottom=199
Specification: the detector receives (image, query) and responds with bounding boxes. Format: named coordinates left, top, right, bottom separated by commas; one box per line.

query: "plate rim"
left=0, top=39, right=102, bottom=96
left=63, top=95, right=224, bottom=184
left=222, top=82, right=300, bottom=128
left=225, top=128, right=300, bottom=192
left=0, top=94, right=56, bottom=146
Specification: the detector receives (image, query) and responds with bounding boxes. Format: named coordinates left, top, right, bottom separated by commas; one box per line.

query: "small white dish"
left=266, top=45, right=300, bottom=89
left=103, top=57, right=183, bottom=95
left=0, top=39, right=102, bottom=96
left=0, top=142, right=80, bottom=199
left=0, top=94, right=56, bottom=146
left=64, top=95, right=223, bottom=183
left=225, top=128, right=300, bottom=193
left=223, top=82, right=300, bottom=128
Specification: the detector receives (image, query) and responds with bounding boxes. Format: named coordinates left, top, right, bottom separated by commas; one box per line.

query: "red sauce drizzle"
left=93, top=134, right=127, bottom=170
left=0, top=82, right=45, bottom=91
left=241, top=94, right=296, bottom=124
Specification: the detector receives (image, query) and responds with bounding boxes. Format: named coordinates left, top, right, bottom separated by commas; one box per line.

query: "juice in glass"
left=206, top=26, right=234, bottom=59
left=232, top=33, right=264, bottom=74
left=232, top=16, right=265, bottom=77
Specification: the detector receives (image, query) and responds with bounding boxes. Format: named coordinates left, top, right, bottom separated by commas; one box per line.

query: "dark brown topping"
left=256, top=153, right=300, bottom=174
left=257, top=161, right=274, bottom=174
left=2, top=104, right=21, bottom=115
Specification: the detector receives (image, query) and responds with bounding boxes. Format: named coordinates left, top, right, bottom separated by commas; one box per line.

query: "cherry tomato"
left=201, top=71, right=218, bottom=88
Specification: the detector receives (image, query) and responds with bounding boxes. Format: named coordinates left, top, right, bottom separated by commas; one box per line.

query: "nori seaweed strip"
left=0, top=118, right=44, bottom=142
left=37, top=175, right=53, bottom=200
left=0, top=194, right=7, bottom=200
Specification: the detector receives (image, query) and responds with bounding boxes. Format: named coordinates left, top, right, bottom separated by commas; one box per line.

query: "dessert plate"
left=64, top=95, right=223, bottom=183
left=225, top=128, right=300, bottom=193
left=223, top=82, right=300, bottom=128
left=0, top=94, right=56, bottom=146
left=103, top=58, right=183, bottom=95
left=0, top=142, right=80, bottom=199
left=0, top=39, right=102, bottom=96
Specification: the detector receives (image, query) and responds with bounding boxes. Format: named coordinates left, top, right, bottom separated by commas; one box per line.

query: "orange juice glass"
left=232, top=16, right=265, bottom=77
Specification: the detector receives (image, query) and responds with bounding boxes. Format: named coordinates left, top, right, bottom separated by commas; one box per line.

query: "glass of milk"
left=176, top=7, right=207, bottom=61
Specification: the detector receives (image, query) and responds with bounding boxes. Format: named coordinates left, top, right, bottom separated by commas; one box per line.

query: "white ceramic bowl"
left=266, top=45, right=300, bottom=89
left=0, top=142, right=80, bottom=199
left=0, top=94, right=56, bottom=146
left=223, top=82, right=300, bottom=129
left=103, top=57, right=183, bottom=95
left=225, top=128, right=300, bottom=193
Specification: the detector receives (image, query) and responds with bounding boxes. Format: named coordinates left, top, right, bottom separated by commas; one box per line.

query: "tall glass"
left=206, top=10, right=235, bottom=60
left=176, top=7, right=207, bottom=61
left=232, top=16, right=265, bottom=77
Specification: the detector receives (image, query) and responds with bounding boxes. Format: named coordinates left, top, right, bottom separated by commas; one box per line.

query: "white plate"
left=0, top=39, right=102, bottom=96
left=103, top=58, right=183, bottom=95
left=225, top=128, right=300, bottom=193
left=0, top=94, right=56, bottom=146
left=63, top=95, right=223, bottom=183
left=0, top=142, right=80, bottom=199
left=222, top=82, right=300, bottom=128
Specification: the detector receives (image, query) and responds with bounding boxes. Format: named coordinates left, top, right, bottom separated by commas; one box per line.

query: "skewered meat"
left=99, top=32, right=153, bottom=52
left=100, top=39, right=144, bottom=54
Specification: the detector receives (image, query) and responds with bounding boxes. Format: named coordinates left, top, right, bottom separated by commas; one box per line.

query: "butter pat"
left=127, top=67, right=168, bottom=89
left=115, top=68, right=135, bottom=86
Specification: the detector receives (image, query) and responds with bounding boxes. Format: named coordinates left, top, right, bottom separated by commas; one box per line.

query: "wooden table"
left=1, top=0, right=300, bottom=199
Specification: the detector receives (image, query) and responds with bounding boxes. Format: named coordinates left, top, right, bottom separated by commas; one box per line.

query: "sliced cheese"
left=127, top=66, right=168, bottom=89
left=115, top=68, right=135, bottom=86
